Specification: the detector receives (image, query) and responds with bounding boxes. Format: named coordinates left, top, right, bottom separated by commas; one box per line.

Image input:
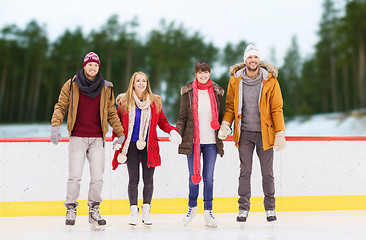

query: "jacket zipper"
left=70, top=80, right=74, bottom=133
left=188, top=91, right=192, bottom=112
left=102, top=88, right=106, bottom=144
left=147, top=108, right=152, bottom=168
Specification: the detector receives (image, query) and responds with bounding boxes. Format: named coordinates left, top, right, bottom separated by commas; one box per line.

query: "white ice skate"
left=129, top=205, right=139, bottom=226
left=89, top=203, right=106, bottom=231
left=141, top=204, right=152, bottom=226
left=204, top=210, right=217, bottom=228
left=183, top=206, right=197, bottom=226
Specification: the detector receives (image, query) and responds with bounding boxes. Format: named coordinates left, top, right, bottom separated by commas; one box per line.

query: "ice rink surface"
left=1, top=210, right=366, bottom=240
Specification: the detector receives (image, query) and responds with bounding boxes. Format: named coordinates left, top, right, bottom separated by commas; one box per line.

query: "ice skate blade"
left=142, top=219, right=152, bottom=227
left=143, top=223, right=152, bottom=227
left=205, top=223, right=217, bottom=229
left=239, top=222, right=246, bottom=229
left=90, top=223, right=105, bottom=231
left=65, top=225, right=75, bottom=232
left=129, top=224, right=137, bottom=229
left=183, top=218, right=193, bottom=226
left=268, top=221, right=276, bottom=228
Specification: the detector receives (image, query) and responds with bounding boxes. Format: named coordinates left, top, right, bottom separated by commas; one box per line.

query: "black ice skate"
left=266, top=210, right=277, bottom=222
left=236, top=210, right=248, bottom=222
left=89, top=202, right=106, bottom=231
left=65, top=203, right=77, bottom=226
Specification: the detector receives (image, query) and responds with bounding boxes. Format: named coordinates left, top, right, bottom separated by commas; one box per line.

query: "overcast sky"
left=1, top=0, right=343, bottom=68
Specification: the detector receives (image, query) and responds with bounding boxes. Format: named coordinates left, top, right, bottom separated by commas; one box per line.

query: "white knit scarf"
left=117, top=92, right=151, bottom=163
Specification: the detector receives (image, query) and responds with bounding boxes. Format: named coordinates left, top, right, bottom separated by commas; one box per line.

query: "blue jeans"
left=187, top=144, right=217, bottom=210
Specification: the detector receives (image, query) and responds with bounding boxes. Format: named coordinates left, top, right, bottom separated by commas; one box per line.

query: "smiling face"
left=245, top=55, right=260, bottom=72
left=133, top=73, right=147, bottom=98
left=195, top=70, right=211, bottom=84
left=83, top=62, right=99, bottom=80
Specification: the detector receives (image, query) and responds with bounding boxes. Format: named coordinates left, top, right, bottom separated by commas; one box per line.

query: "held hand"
left=50, top=126, right=61, bottom=145
left=218, top=121, right=231, bottom=140
left=169, top=130, right=182, bottom=145
left=274, top=131, right=286, bottom=151
left=113, top=135, right=125, bottom=151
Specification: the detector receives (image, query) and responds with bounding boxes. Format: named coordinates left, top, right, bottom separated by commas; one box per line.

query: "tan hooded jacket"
left=223, top=62, right=285, bottom=150
left=51, top=76, right=124, bottom=140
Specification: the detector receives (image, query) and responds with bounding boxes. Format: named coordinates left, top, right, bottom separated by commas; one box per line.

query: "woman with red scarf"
left=176, top=62, right=225, bottom=228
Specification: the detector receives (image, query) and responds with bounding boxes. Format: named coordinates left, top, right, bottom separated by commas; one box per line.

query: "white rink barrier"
left=0, top=136, right=366, bottom=216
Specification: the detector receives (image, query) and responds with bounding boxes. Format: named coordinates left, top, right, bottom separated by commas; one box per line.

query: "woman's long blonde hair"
left=120, top=72, right=161, bottom=113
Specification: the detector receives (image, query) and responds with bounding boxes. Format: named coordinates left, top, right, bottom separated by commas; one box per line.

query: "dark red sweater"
left=71, top=91, right=103, bottom=138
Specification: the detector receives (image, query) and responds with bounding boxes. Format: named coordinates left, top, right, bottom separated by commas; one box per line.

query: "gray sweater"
left=241, top=67, right=264, bottom=132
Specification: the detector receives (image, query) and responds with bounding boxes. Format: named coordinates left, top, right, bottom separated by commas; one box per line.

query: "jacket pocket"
left=266, top=123, right=275, bottom=145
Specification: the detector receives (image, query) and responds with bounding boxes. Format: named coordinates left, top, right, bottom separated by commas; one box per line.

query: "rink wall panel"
left=0, top=137, right=366, bottom=217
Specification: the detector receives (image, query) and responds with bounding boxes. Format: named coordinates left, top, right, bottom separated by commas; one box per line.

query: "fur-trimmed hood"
left=229, top=61, right=278, bottom=78
left=235, top=66, right=269, bottom=81
left=180, top=81, right=225, bottom=96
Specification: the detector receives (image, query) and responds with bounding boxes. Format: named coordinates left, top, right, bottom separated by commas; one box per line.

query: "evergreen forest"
left=0, top=0, right=365, bottom=123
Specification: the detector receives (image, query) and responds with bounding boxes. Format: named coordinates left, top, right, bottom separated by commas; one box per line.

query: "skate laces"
left=207, top=210, right=215, bottom=219
left=238, top=210, right=248, bottom=217
left=204, top=210, right=217, bottom=228
left=66, top=208, right=76, bottom=220
left=90, top=207, right=103, bottom=221
left=266, top=210, right=276, bottom=217
left=186, top=207, right=197, bottom=217
left=186, top=208, right=193, bottom=217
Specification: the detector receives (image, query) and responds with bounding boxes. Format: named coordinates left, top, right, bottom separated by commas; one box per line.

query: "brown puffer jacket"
left=51, top=76, right=124, bottom=140
left=176, top=81, right=225, bottom=157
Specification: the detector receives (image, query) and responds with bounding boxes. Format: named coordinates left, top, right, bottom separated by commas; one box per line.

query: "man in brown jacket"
left=218, top=44, right=286, bottom=223
left=50, top=52, right=124, bottom=230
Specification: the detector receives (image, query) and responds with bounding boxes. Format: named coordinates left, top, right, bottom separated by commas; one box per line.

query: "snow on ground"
left=1, top=109, right=366, bottom=137
left=285, top=109, right=366, bottom=136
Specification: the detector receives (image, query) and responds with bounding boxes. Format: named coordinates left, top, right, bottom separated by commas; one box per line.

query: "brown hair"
left=194, top=62, right=211, bottom=73
left=119, top=72, right=161, bottom=113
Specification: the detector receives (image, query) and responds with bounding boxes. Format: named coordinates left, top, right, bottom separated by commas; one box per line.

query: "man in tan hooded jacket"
left=218, top=44, right=286, bottom=223
left=50, top=52, right=124, bottom=230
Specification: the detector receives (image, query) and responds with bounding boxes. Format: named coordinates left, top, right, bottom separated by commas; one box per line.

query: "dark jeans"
left=187, top=144, right=217, bottom=210
left=238, top=131, right=275, bottom=211
left=126, top=142, right=155, bottom=206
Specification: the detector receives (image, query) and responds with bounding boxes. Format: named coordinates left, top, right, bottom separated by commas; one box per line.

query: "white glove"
left=274, top=131, right=286, bottom=151
left=218, top=121, right=231, bottom=140
left=113, top=135, right=125, bottom=151
left=50, top=126, right=61, bottom=145
left=169, top=130, right=182, bottom=144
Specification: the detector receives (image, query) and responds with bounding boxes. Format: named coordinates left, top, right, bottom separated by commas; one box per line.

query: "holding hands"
left=218, top=121, right=231, bottom=140
left=169, top=130, right=182, bottom=145
left=113, top=135, right=125, bottom=151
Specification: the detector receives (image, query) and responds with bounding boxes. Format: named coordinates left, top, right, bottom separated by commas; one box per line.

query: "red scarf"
left=191, top=78, right=220, bottom=184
